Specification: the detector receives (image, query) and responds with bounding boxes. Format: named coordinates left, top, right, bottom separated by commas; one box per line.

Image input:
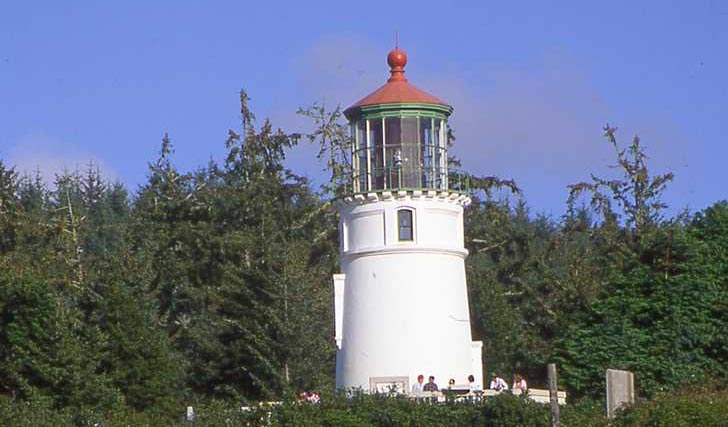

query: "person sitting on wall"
left=298, top=390, right=320, bottom=403
left=512, top=374, right=527, bottom=391
left=411, top=374, right=425, bottom=394
left=448, top=378, right=456, bottom=389
left=423, top=376, right=438, bottom=392
left=467, top=374, right=479, bottom=391
left=306, top=391, right=320, bottom=403
left=489, top=373, right=508, bottom=391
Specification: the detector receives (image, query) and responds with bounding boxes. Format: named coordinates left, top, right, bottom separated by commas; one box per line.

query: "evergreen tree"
left=0, top=271, right=123, bottom=411
left=555, top=127, right=724, bottom=397
left=0, top=160, right=19, bottom=255
left=99, top=282, right=183, bottom=413
left=211, top=90, right=331, bottom=399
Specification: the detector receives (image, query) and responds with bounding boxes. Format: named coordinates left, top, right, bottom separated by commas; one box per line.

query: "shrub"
left=2, top=386, right=725, bottom=427
left=0, top=398, right=74, bottom=427
left=561, top=398, right=609, bottom=427
left=613, top=384, right=728, bottom=427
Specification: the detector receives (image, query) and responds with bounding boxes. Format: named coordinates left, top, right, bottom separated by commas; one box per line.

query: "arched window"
left=397, top=209, right=414, bottom=241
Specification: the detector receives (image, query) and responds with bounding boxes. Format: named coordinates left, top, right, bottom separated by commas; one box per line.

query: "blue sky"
left=1, top=1, right=726, bottom=217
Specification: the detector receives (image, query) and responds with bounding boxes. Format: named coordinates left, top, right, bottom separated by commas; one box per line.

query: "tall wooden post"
left=548, top=363, right=560, bottom=427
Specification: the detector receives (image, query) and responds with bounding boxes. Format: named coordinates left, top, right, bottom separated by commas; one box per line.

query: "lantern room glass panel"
left=355, top=120, right=367, bottom=192
left=385, top=117, right=401, bottom=188
left=349, top=114, right=448, bottom=193
left=434, top=119, right=446, bottom=189
left=369, top=118, right=384, bottom=190
left=420, top=118, right=434, bottom=188
left=399, top=117, right=419, bottom=188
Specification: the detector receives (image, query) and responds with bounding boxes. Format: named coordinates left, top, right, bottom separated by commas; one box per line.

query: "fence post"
left=548, top=363, right=560, bottom=427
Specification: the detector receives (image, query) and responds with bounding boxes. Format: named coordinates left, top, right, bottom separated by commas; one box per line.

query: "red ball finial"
left=387, top=48, right=407, bottom=82
left=387, top=48, right=407, bottom=69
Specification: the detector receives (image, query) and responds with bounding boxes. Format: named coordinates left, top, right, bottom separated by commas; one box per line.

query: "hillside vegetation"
left=0, top=94, right=725, bottom=424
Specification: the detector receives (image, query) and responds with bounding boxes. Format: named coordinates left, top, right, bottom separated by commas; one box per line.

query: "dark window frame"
left=397, top=209, right=414, bottom=241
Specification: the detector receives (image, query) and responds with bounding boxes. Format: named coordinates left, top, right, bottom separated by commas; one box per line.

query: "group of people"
left=411, top=373, right=528, bottom=394
left=489, top=373, right=528, bottom=392
left=297, top=390, right=320, bottom=403
left=410, top=374, right=481, bottom=394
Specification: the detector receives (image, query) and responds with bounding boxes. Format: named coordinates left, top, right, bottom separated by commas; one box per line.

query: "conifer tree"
left=0, top=160, right=18, bottom=254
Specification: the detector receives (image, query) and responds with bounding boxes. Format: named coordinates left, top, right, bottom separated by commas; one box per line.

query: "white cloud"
left=415, top=49, right=684, bottom=214
left=285, top=38, right=690, bottom=214
left=276, top=35, right=386, bottom=188
left=5, top=133, right=119, bottom=187
left=293, top=34, right=384, bottom=109
left=437, top=51, right=610, bottom=172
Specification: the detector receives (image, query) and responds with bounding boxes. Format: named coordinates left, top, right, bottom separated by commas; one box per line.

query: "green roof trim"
left=345, top=102, right=453, bottom=120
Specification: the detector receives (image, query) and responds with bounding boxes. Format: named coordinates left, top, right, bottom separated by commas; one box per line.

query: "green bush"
left=561, top=398, right=609, bottom=427
left=2, top=387, right=725, bottom=427
left=613, top=385, right=728, bottom=427
left=0, top=397, right=179, bottom=427
left=167, top=387, right=728, bottom=427
left=232, top=393, right=550, bottom=427
left=177, top=392, right=551, bottom=427
left=0, top=398, right=74, bottom=427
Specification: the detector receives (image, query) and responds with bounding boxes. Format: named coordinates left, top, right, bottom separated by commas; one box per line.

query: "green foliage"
left=0, top=160, right=19, bottom=254
left=100, top=283, right=183, bottom=413
left=2, top=390, right=724, bottom=427
left=465, top=200, right=609, bottom=386
left=464, top=125, right=725, bottom=402
left=0, top=92, right=725, bottom=424
left=297, top=103, right=351, bottom=195
left=0, top=272, right=123, bottom=412
left=556, top=206, right=727, bottom=397
left=183, top=393, right=551, bottom=427
left=0, top=398, right=75, bottom=427
left=560, top=398, right=609, bottom=427
left=0, top=397, right=181, bottom=427
left=466, top=200, right=553, bottom=380
left=613, top=384, right=728, bottom=427
left=550, top=128, right=725, bottom=398
left=127, top=92, right=335, bottom=403
left=568, top=125, right=674, bottom=243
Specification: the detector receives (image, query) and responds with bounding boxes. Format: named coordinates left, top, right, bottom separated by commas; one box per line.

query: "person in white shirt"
left=411, top=374, right=425, bottom=394
left=467, top=374, right=479, bottom=391
left=489, top=373, right=509, bottom=391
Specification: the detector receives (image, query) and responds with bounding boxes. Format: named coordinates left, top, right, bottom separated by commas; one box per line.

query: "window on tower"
left=397, top=209, right=414, bottom=241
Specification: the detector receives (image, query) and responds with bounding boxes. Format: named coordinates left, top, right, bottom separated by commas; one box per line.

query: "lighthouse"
left=333, top=47, right=483, bottom=392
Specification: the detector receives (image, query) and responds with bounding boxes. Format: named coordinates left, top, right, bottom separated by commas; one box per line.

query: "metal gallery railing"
left=334, top=166, right=472, bottom=197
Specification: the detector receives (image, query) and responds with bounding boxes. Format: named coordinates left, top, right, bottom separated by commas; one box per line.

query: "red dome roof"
left=345, top=48, right=448, bottom=116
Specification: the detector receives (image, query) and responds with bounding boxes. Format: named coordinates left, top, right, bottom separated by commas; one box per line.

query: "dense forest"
left=0, top=92, right=725, bottom=422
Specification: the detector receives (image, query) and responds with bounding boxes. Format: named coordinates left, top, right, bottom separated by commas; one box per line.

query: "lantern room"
left=343, top=48, right=454, bottom=193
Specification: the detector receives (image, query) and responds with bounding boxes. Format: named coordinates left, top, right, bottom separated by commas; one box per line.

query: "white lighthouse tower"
left=333, top=47, right=483, bottom=392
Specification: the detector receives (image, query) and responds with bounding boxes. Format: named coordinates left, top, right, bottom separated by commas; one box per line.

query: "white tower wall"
left=335, top=191, right=481, bottom=390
